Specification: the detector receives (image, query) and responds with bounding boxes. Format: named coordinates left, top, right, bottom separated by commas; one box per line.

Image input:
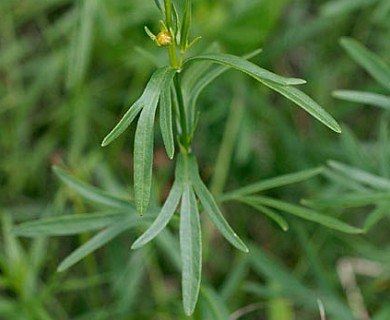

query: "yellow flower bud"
left=156, top=31, right=173, bottom=47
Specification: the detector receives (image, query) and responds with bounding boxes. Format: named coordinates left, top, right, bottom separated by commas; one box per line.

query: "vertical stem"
left=164, top=0, right=179, bottom=69
left=174, top=73, right=189, bottom=151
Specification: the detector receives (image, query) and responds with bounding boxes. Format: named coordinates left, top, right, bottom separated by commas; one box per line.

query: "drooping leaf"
left=260, top=79, right=342, bottom=133
left=131, top=181, right=182, bottom=249
left=239, top=198, right=289, bottom=231
left=328, top=160, right=390, bottom=191
left=340, top=37, right=390, bottom=91
left=53, top=166, right=132, bottom=209
left=333, top=90, right=390, bottom=110
left=186, top=155, right=249, bottom=252
left=185, top=53, right=306, bottom=86
left=134, top=68, right=177, bottom=215
left=101, top=67, right=177, bottom=147
left=57, top=217, right=152, bottom=272
left=221, top=166, right=323, bottom=201
left=248, top=196, right=363, bottom=234
left=12, top=212, right=127, bottom=237
left=180, top=184, right=202, bottom=316
left=159, top=82, right=175, bottom=159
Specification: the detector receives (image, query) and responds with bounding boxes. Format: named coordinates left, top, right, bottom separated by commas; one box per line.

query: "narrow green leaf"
left=180, top=0, right=191, bottom=51
left=101, top=67, right=176, bottom=147
left=57, top=218, right=151, bottom=272
left=239, top=198, right=289, bottom=231
left=134, top=68, right=177, bottom=215
left=159, top=82, right=175, bottom=159
left=221, top=167, right=323, bottom=201
left=187, top=155, right=249, bottom=252
left=333, top=90, right=390, bottom=110
left=302, top=192, right=390, bottom=208
left=12, top=212, right=127, bottom=237
left=180, top=184, right=202, bottom=316
left=340, top=37, right=390, bottom=90
left=200, top=285, right=231, bottom=320
left=261, top=79, right=342, bottom=133
left=185, top=53, right=306, bottom=86
left=53, top=166, right=132, bottom=209
left=249, top=196, right=363, bottom=234
left=153, top=0, right=164, bottom=13
left=131, top=181, right=182, bottom=249
left=328, top=160, right=390, bottom=191
left=363, top=203, right=390, bottom=231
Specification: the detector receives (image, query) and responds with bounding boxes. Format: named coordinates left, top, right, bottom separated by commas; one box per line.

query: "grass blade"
left=333, top=90, right=390, bottom=110
left=261, top=79, right=342, bottom=133
left=180, top=184, right=202, bottom=316
left=187, top=155, right=249, bottom=253
left=57, top=217, right=150, bottom=272
left=340, top=37, right=390, bottom=91
left=185, top=53, right=306, bottom=86
left=249, top=196, right=363, bottom=234
left=131, top=180, right=182, bottom=249
left=12, top=212, right=127, bottom=237
left=221, top=167, right=323, bottom=200
left=101, top=67, right=176, bottom=147
left=201, top=285, right=231, bottom=320
left=53, top=166, right=132, bottom=209
left=159, top=83, right=175, bottom=159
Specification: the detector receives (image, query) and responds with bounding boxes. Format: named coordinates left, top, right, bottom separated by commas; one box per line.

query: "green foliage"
left=2, top=0, right=390, bottom=318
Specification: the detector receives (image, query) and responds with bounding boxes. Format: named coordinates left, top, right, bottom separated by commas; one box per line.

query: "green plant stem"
left=165, top=0, right=179, bottom=69
left=174, top=73, right=190, bottom=151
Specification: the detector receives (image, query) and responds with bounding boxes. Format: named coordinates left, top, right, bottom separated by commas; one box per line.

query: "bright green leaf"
left=185, top=53, right=306, bottom=86
left=333, top=90, right=390, bottom=110
left=159, top=82, right=175, bottom=159
left=131, top=181, right=182, bottom=249
left=12, top=212, right=127, bottom=237
left=180, top=184, right=202, bottom=316
left=101, top=67, right=177, bottom=147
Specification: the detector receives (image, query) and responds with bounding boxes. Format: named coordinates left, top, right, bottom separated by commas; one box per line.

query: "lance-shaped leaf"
left=131, top=181, right=182, bottom=249
left=180, top=183, right=202, bottom=316
left=57, top=217, right=153, bottom=272
left=333, top=90, right=390, bottom=110
left=187, top=155, right=248, bottom=252
left=185, top=53, right=306, bottom=86
left=53, top=166, right=132, bottom=209
left=159, top=82, right=175, bottom=159
left=153, top=0, right=164, bottom=13
left=249, top=196, right=363, bottom=234
left=133, top=68, right=177, bottom=215
left=340, top=37, right=390, bottom=91
left=101, top=67, right=177, bottom=147
left=261, top=79, right=341, bottom=133
left=13, top=212, right=127, bottom=237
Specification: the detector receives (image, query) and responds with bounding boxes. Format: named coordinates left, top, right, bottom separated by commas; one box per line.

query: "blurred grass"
left=1, top=0, right=390, bottom=319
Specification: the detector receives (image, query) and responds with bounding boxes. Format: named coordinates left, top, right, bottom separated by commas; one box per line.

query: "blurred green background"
left=1, top=0, right=390, bottom=319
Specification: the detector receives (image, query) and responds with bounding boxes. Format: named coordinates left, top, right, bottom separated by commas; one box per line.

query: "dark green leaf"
left=187, top=155, right=249, bottom=252
left=221, top=167, right=323, bottom=201
left=180, top=184, right=202, bottom=316
left=249, top=196, right=363, bottom=234
left=340, top=37, right=390, bottom=91
left=12, top=212, right=127, bottom=237
left=53, top=166, right=132, bottom=209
